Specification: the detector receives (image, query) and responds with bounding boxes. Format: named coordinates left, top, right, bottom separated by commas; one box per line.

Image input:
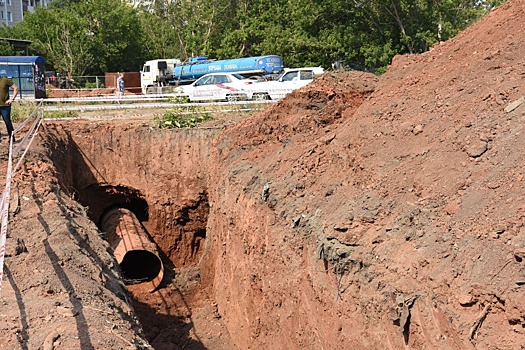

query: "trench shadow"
left=4, top=265, right=29, bottom=350
left=31, top=182, right=94, bottom=349
left=49, top=131, right=149, bottom=225
left=132, top=294, right=207, bottom=350
left=42, top=130, right=207, bottom=349
left=171, top=285, right=207, bottom=350
left=30, top=181, right=140, bottom=348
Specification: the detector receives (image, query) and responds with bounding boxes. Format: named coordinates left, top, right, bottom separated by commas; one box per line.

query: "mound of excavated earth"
left=2, top=0, right=525, bottom=349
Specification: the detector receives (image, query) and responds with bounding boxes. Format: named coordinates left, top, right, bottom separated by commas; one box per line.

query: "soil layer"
left=2, top=1, right=525, bottom=349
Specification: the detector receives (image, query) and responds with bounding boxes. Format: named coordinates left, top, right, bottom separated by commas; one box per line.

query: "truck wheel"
left=146, top=86, right=157, bottom=94
left=253, top=93, right=270, bottom=101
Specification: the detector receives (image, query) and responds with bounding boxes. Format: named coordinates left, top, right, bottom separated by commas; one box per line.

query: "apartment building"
left=0, top=0, right=49, bottom=26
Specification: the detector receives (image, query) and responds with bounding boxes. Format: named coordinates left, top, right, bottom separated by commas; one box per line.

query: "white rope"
left=14, top=117, right=43, bottom=174
left=0, top=135, right=14, bottom=292
left=15, top=100, right=42, bottom=133
left=0, top=102, right=44, bottom=292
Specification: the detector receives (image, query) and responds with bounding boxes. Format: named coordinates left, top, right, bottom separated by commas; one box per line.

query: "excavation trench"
left=42, top=121, right=223, bottom=349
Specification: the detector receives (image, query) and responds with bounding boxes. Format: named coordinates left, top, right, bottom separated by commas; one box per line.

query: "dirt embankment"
left=2, top=1, right=525, bottom=349
left=202, top=1, right=525, bottom=348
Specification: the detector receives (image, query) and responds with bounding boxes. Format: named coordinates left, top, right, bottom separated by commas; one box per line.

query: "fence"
left=45, top=72, right=142, bottom=95
left=45, top=75, right=106, bottom=90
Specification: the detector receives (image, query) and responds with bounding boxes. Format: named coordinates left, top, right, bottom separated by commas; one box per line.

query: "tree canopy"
left=0, top=0, right=505, bottom=77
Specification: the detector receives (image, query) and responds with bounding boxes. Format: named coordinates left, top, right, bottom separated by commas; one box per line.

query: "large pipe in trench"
left=100, top=207, right=164, bottom=292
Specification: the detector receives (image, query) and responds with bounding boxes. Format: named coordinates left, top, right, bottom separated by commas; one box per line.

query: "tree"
left=1, top=0, right=506, bottom=76
left=75, top=0, right=145, bottom=73
left=0, top=38, right=17, bottom=56
left=13, top=0, right=146, bottom=76
left=137, top=1, right=182, bottom=60
left=15, top=6, right=95, bottom=77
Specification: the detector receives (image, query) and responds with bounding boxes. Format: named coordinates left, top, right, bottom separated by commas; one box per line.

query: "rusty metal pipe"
left=100, top=207, right=164, bottom=292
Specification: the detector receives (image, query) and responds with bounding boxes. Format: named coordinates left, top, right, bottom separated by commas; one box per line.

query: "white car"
left=177, top=73, right=254, bottom=102
left=245, top=67, right=324, bottom=100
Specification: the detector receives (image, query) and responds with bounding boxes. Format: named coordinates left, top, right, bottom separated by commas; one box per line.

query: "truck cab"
left=141, top=58, right=181, bottom=94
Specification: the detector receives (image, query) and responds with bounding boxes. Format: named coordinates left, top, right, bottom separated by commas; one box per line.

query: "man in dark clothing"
left=0, top=77, right=18, bottom=142
left=116, top=72, right=125, bottom=97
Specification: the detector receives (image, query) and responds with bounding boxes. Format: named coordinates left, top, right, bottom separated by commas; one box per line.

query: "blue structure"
left=171, top=55, right=284, bottom=84
left=0, top=56, right=47, bottom=99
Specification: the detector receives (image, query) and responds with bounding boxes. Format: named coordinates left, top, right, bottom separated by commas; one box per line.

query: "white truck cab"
left=141, top=58, right=181, bottom=94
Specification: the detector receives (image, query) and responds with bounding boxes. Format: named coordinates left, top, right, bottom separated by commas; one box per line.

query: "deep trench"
left=43, top=124, right=215, bottom=349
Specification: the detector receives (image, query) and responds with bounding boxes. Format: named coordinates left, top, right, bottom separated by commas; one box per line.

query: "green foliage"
left=138, top=9, right=180, bottom=59
left=0, top=40, right=15, bottom=56
left=12, top=0, right=146, bottom=77
left=11, top=100, right=38, bottom=122
left=15, top=6, right=95, bottom=76
left=0, top=0, right=507, bottom=76
left=43, top=110, right=79, bottom=119
left=84, top=81, right=104, bottom=89
left=155, top=105, right=212, bottom=129
left=78, top=0, right=145, bottom=73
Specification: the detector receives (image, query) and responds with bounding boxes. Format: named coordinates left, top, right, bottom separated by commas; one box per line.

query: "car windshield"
left=195, top=75, right=213, bottom=86
left=232, top=74, right=245, bottom=80
left=281, top=71, right=298, bottom=82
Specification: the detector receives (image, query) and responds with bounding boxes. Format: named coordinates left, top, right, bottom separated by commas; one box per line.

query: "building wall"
left=0, top=0, right=48, bottom=26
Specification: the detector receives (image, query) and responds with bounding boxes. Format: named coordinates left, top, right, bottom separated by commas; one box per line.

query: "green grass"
left=155, top=108, right=213, bottom=128
left=43, top=110, right=79, bottom=119
left=12, top=100, right=80, bottom=120
left=11, top=100, right=39, bottom=122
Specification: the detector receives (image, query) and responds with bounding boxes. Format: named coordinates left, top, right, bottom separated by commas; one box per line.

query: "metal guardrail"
left=41, top=95, right=275, bottom=113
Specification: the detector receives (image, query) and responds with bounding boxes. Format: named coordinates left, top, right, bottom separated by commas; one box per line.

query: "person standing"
left=116, top=72, right=125, bottom=97
left=0, top=76, right=18, bottom=143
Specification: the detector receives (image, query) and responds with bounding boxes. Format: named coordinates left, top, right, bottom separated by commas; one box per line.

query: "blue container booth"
left=0, top=56, right=47, bottom=99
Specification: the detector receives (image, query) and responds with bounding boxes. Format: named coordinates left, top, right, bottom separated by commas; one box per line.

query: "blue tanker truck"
left=141, top=55, right=284, bottom=94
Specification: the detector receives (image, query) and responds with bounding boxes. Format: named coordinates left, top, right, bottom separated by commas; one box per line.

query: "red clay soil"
left=203, top=0, right=525, bottom=348
left=46, top=86, right=117, bottom=98
left=1, top=0, right=525, bottom=349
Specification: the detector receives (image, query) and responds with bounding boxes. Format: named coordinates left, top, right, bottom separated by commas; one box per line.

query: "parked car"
left=177, top=73, right=255, bottom=102
left=244, top=67, right=324, bottom=101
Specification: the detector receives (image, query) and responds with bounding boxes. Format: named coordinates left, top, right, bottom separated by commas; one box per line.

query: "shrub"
left=11, top=100, right=38, bottom=122
left=155, top=109, right=212, bottom=128
left=84, top=81, right=104, bottom=89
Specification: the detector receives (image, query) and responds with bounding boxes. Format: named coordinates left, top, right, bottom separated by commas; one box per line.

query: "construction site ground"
left=2, top=1, right=525, bottom=349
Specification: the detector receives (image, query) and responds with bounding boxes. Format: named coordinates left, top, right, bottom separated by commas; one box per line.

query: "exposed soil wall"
left=203, top=72, right=384, bottom=349
left=1, top=119, right=237, bottom=349
left=43, top=121, right=214, bottom=269
left=2, top=139, right=153, bottom=349
left=3, top=1, right=525, bottom=349
left=202, top=1, right=525, bottom=348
